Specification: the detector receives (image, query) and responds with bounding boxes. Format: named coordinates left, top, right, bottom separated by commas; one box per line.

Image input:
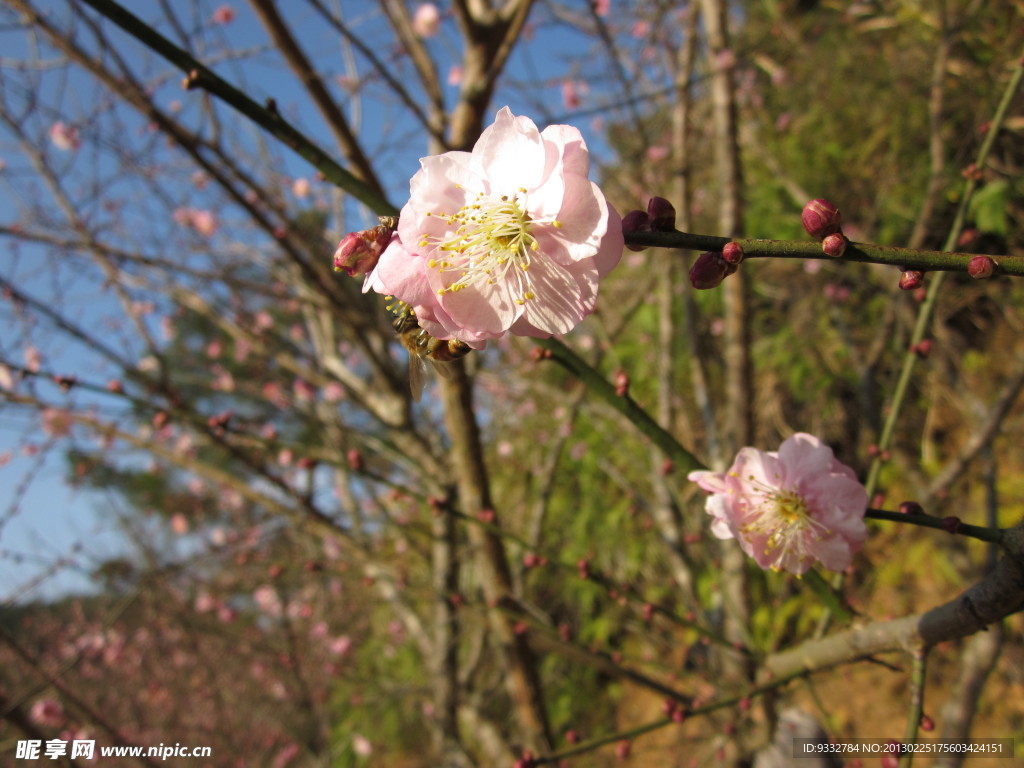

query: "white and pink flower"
left=365, top=107, right=623, bottom=348
left=412, top=3, right=441, bottom=37
left=689, top=433, right=868, bottom=575
left=49, top=122, right=80, bottom=152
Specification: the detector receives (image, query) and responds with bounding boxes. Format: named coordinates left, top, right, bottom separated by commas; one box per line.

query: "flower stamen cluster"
left=421, top=189, right=561, bottom=305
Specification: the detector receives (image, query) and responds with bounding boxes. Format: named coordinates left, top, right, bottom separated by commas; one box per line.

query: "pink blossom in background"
left=211, top=5, right=235, bottom=24
left=49, top=122, right=80, bottom=151
left=24, top=345, right=42, bottom=372
left=631, top=20, right=651, bottom=37
left=29, top=698, right=65, bottom=728
left=561, top=80, right=581, bottom=110
left=191, top=209, right=217, bottom=236
left=170, top=513, right=190, bottom=534
left=329, top=635, right=353, bottom=656
left=254, top=310, right=274, bottom=332
left=688, top=433, right=868, bottom=575
left=364, top=107, right=623, bottom=347
left=41, top=408, right=73, bottom=437
left=322, top=381, right=345, bottom=402
left=272, top=743, right=300, bottom=768
left=447, top=65, right=463, bottom=86
left=291, top=177, right=311, bottom=198
left=0, top=364, right=13, bottom=390
left=412, top=3, right=441, bottom=37
left=173, top=208, right=218, bottom=237
left=353, top=735, right=373, bottom=757
left=253, top=585, right=282, bottom=616
left=194, top=591, right=217, bottom=613
left=592, top=0, right=610, bottom=16
left=645, top=145, right=670, bottom=162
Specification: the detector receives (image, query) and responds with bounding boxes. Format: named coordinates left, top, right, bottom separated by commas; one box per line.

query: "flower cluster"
left=689, top=433, right=868, bottom=574
left=362, top=107, right=623, bottom=348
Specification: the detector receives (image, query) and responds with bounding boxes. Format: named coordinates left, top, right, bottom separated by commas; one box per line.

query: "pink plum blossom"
left=49, top=122, right=80, bottom=151
left=29, top=698, right=65, bottom=728
left=211, top=5, right=236, bottom=24
left=41, top=408, right=73, bottom=437
left=412, top=3, right=441, bottom=37
left=292, top=177, right=311, bottom=198
left=561, top=80, right=581, bottom=110
left=688, top=433, right=868, bottom=575
left=364, top=107, right=623, bottom=347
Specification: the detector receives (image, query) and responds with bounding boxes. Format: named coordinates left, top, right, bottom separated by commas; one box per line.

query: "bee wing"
left=428, top=359, right=455, bottom=380
left=407, top=353, right=428, bottom=402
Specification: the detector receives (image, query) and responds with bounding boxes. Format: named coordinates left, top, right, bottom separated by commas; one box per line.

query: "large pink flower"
left=688, top=433, right=868, bottom=575
left=364, top=107, right=623, bottom=348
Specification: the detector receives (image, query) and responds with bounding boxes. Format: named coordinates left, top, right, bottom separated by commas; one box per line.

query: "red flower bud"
left=332, top=216, right=397, bottom=276
left=621, top=209, right=651, bottom=251
left=914, top=338, right=932, bottom=358
left=967, top=255, right=995, bottom=279
left=898, top=500, right=924, bottom=516
left=346, top=449, right=364, bottom=472
left=689, top=251, right=731, bottom=290
left=941, top=516, right=963, bottom=534
left=613, top=368, right=630, bottom=397
left=899, top=270, right=924, bottom=291
left=801, top=198, right=842, bottom=239
left=821, top=232, right=847, bottom=258
left=615, top=740, right=631, bottom=760
left=721, top=241, right=744, bottom=265
left=920, top=714, right=935, bottom=732
left=647, top=196, right=676, bottom=231
left=577, top=558, right=591, bottom=580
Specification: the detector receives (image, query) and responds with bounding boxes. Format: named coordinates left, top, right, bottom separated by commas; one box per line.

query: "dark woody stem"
left=865, top=508, right=1003, bottom=544
left=625, top=230, right=1024, bottom=277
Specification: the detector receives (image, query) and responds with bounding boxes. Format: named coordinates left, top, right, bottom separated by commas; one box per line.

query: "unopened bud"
left=333, top=216, right=397, bottom=276
left=615, top=740, right=631, bottom=760
left=647, top=196, right=676, bottom=231
left=920, top=714, right=935, bottom=732
left=721, top=241, right=744, bottom=265
left=914, top=338, right=932, bottom=358
left=613, top=368, right=630, bottom=397
left=689, top=251, right=731, bottom=290
left=801, top=198, right=842, bottom=239
left=899, top=270, right=924, bottom=291
left=621, top=209, right=650, bottom=251
left=898, top=500, right=924, bottom=516
left=346, top=449, right=364, bottom=472
left=577, top=558, right=591, bottom=580
left=968, top=255, right=995, bottom=279
left=821, top=232, right=847, bottom=258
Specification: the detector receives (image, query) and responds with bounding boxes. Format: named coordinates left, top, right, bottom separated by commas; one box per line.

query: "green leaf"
left=969, top=179, right=1010, bottom=236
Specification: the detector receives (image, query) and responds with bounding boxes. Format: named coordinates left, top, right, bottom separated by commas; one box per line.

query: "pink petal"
left=474, top=108, right=548, bottom=193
